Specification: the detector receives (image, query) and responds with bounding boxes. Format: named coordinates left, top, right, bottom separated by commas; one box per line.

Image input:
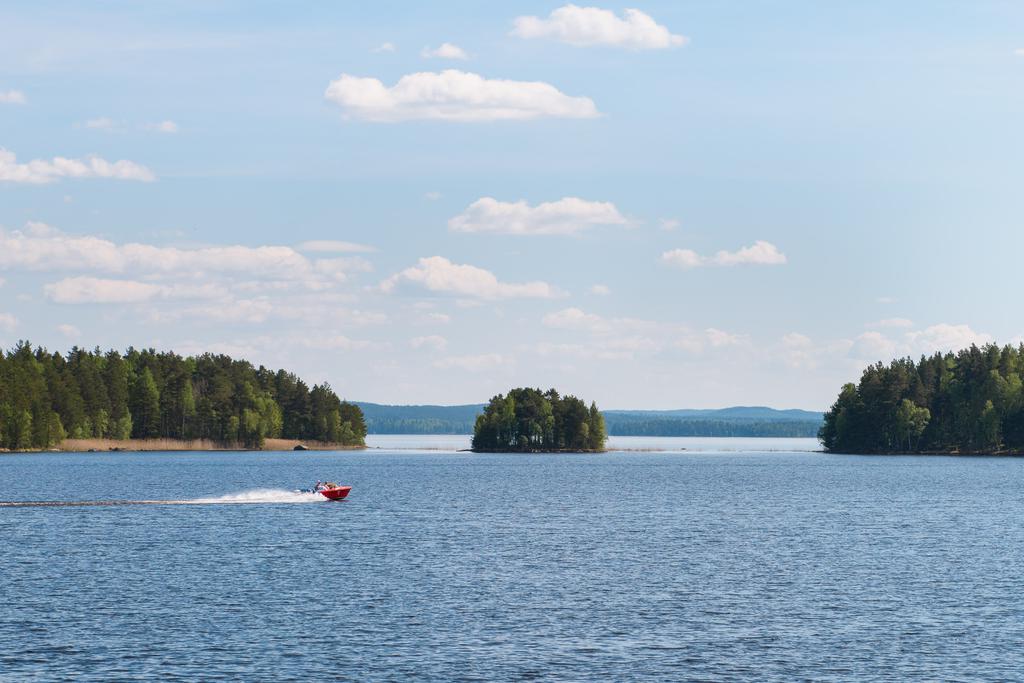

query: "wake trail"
left=0, top=488, right=329, bottom=508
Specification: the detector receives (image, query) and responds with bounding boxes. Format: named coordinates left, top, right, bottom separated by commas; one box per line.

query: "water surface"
left=2, top=443, right=1022, bottom=681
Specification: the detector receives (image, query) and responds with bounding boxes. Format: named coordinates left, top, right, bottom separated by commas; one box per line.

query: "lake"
left=2, top=437, right=1023, bottom=681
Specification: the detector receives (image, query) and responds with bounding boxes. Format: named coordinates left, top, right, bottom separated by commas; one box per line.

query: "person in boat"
left=314, top=480, right=323, bottom=492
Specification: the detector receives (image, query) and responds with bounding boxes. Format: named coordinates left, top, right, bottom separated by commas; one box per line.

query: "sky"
left=1, top=1, right=1023, bottom=410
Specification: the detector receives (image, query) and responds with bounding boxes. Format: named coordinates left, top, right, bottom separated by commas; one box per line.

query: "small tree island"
left=472, top=387, right=607, bottom=452
left=820, top=343, right=1024, bottom=454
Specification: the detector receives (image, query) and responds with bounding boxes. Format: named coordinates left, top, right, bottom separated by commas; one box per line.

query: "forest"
left=820, top=343, right=1024, bottom=454
left=472, top=387, right=606, bottom=452
left=0, top=342, right=366, bottom=450
left=606, top=417, right=820, bottom=438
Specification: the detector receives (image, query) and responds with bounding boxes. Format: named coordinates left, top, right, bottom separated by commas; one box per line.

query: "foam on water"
left=185, top=488, right=325, bottom=504
left=0, top=488, right=329, bottom=507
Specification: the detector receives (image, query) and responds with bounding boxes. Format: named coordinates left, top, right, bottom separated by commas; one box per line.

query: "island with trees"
left=472, top=387, right=607, bottom=452
left=820, top=343, right=1024, bottom=454
left=0, top=342, right=366, bottom=451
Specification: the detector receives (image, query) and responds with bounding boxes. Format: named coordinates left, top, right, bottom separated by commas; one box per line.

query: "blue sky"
left=1, top=1, right=1023, bottom=409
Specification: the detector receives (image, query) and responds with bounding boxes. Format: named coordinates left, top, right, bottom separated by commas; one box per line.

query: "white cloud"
left=865, top=317, right=913, bottom=329
left=0, top=224, right=366, bottom=285
left=877, top=296, right=896, bottom=304
left=372, top=42, right=396, bottom=53
left=144, top=120, right=179, bottom=134
left=543, top=307, right=612, bottom=333
left=659, top=218, right=680, bottom=231
left=661, top=241, right=787, bottom=268
left=45, top=277, right=161, bottom=304
left=421, top=43, right=469, bottom=60
left=0, top=148, right=155, bottom=184
left=450, top=196, right=627, bottom=235
left=410, top=335, right=448, bottom=351
left=85, top=117, right=115, bottom=129
left=847, top=323, right=993, bottom=362
left=909, top=323, right=992, bottom=355
left=660, top=248, right=703, bottom=269
left=418, top=311, right=452, bottom=324
left=590, top=284, right=610, bottom=295
left=0, top=313, right=17, bottom=331
left=324, top=69, right=599, bottom=122
left=782, top=332, right=813, bottom=348
left=1015, top=48, right=1024, bottom=57
left=433, top=353, right=509, bottom=371
left=56, top=323, right=80, bottom=338
left=44, top=277, right=224, bottom=304
left=0, top=90, right=26, bottom=105
left=850, top=331, right=900, bottom=360
left=296, top=240, right=376, bottom=253
left=705, top=328, right=744, bottom=347
left=381, top=256, right=559, bottom=299
left=83, top=118, right=178, bottom=134
left=424, top=191, right=442, bottom=201
left=512, top=5, right=687, bottom=50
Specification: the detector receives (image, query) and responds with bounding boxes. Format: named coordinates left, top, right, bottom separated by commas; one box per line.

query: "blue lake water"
left=2, top=438, right=1024, bottom=681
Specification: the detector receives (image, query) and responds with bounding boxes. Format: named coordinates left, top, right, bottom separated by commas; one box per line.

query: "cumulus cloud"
left=909, top=323, right=993, bottom=355
left=56, top=323, right=81, bottom=338
left=433, top=353, right=509, bottom=371
left=296, top=240, right=376, bottom=253
left=705, top=328, right=744, bottom=347
left=590, top=284, right=610, bottom=295
left=0, top=148, right=155, bottom=184
left=543, top=307, right=612, bottom=333
left=373, top=42, right=396, bottom=53
left=410, top=335, right=448, bottom=351
left=541, top=306, right=749, bottom=359
left=659, top=218, right=680, bottom=231
left=0, top=224, right=367, bottom=284
left=661, top=241, right=787, bottom=268
left=449, top=196, right=627, bottom=235
left=45, top=277, right=160, bottom=304
left=44, top=277, right=224, bottom=304
left=848, top=323, right=993, bottom=361
left=421, top=43, right=468, bottom=60
left=381, top=256, right=559, bottom=299
left=144, top=120, right=179, bottom=134
left=0, top=313, right=17, bottom=331
left=850, top=331, right=899, bottom=360
left=0, top=90, right=26, bottom=105
left=512, top=5, right=687, bottom=50
left=324, top=69, right=599, bottom=122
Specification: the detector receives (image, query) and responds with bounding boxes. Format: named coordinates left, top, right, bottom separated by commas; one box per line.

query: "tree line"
left=820, top=343, right=1024, bottom=454
left=0, top=342, right=366, bottom=450
left=472, top=387, right=606, bottom=452
left=608, top=418, right=821, bottom=438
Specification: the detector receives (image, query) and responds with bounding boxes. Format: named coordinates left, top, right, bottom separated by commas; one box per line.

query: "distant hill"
left=355, top=402, right=484, bottom=435
left=356, top=402, right=823, bottom=437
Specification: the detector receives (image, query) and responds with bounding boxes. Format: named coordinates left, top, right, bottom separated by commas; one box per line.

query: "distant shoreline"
left=1, top=437, right=366, bottom=454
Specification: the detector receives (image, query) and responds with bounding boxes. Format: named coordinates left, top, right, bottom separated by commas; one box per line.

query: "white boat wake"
left=184, top=488, right=325, bottom=504
left=0, top=488, right=329, bottom=507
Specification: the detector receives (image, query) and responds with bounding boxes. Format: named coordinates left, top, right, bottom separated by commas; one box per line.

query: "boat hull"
left=319, top=486, right=351, bottom=501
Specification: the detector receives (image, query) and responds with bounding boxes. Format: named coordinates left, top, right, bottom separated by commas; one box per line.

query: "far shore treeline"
left=0, top=342, right=366, bottom=450
left=472, top=387, right=607, bottom=452
left=821, top=343, right=1024, bottom=454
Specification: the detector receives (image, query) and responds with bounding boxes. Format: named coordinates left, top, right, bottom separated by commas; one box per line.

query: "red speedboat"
left=319, top=484, right=351, bottom=501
